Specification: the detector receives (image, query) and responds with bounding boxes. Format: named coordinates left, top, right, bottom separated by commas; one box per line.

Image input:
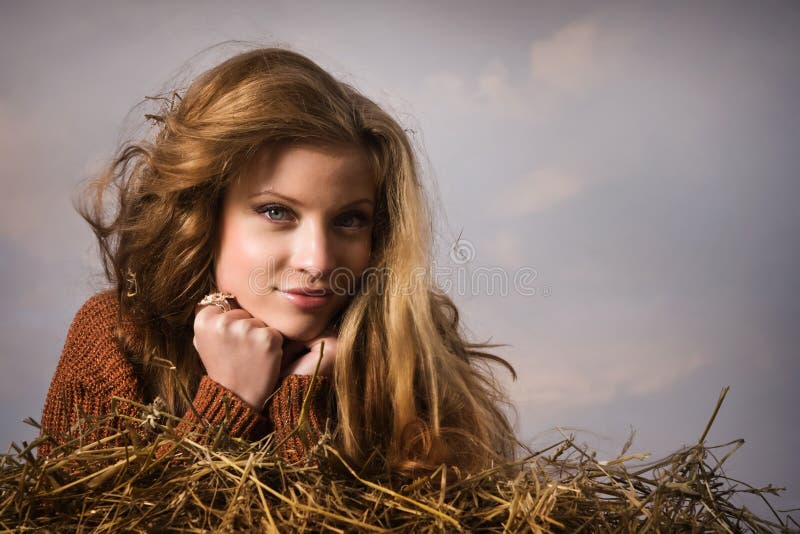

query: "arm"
left=39, top=291, right=143, bottom=457
left=169, top=375, right=269, bottom=445
left=267, top=374, right=333, bottom=463
left=39, top=291, right=269, bottom=457
left=191, top=297, right=335, bottom=462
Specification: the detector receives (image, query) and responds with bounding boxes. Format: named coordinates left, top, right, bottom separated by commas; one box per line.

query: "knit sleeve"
left=267, top=374, right=333, bottom=463
left=39, top=291, right=330, bottom=466
left=168, top=376, right=269, bottom=443
left=38, top=291, right=269, bottom=458
left=39, top=291, right=143, bottom=457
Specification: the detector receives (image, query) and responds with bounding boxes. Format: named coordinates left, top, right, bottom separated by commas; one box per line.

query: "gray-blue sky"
left=1, top=0, right=798, bottom=518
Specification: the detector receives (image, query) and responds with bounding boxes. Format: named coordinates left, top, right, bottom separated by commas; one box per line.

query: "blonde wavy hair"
left=79, top=46, right=518, bottom=475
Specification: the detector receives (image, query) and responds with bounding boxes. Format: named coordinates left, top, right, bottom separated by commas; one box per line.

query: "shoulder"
left=42, top=290, right=143, bottom=448
left=60, top=289, right=132, bottom=374
left=71, top=289, right=120, bottom=327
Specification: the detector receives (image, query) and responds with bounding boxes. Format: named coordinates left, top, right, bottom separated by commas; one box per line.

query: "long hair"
left=78, top=46, right=518, bottom=475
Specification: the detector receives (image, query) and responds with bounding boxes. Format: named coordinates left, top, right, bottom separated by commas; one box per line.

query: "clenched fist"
left=193, top=298, right=284, bottom=411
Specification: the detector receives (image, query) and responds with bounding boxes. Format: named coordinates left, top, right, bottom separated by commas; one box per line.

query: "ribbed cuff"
left=180, top=375, right=270, bottom=439
left=267, top=374, right=332, bottom=463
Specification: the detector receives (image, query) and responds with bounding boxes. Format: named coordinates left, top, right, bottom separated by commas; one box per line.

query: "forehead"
left=231, top=143, right=375, bottom=202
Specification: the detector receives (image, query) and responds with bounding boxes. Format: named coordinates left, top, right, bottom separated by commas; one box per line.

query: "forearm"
left=267, top=374, right=333, bottom=463
left=168, top=375, right=270, bottom=444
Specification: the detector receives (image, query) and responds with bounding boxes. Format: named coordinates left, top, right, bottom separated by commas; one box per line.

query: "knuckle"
left=214, top=315, right=230, bottom=334
left=248, top=327, right=267, bottom=343
left=228, top=317, right=250, bottom=334
left=193, top=309, right=207, bottom=328
left=217, top=310, right=243, bottom=330
left=263, top=327, right=283, bottom=347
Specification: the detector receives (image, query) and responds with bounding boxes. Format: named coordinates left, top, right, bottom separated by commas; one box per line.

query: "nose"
left=290, top=219, right=336, bottom=281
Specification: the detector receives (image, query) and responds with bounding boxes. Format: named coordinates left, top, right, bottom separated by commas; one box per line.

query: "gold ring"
left=200, top=292, right=236, bottom=313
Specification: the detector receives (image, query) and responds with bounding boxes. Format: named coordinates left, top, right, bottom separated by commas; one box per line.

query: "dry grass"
left=1, top=387, right=796, bottom=532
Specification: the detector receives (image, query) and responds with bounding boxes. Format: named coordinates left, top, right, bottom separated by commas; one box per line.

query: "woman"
left=40, top=47, right=517, bottom=476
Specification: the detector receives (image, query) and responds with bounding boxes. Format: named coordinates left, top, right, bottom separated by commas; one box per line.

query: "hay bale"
left=1, top=387, right=796, bottom=532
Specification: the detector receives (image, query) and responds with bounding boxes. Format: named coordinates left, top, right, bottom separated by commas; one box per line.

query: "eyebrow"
left=248, top=190, right=374, bottom=209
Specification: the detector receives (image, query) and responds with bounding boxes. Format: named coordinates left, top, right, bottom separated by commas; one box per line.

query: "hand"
left=280, top=327, right=338, bottom=378
left=193, top=297, right=284, bottom=411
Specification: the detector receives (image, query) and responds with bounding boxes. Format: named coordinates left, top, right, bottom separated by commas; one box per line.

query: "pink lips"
left=278, top=287, right=334, bottom=310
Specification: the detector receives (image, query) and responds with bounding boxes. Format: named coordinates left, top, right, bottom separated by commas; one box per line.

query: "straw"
left=1, top=387, right=796, bottom=532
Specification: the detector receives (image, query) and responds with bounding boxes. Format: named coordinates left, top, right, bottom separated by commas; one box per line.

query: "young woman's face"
left=214, top=143, right=375, bottom=342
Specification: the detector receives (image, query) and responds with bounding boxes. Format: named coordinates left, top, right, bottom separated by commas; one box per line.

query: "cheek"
left=329, top=239, right=371, bottom=296
left=216, top=227, right=266, bottom=286
left=344, top=239, right=372, bottom=273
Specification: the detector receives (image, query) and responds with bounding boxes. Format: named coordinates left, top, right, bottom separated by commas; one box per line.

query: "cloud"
left=419, top=71, right=473, bottom=113
left=488, top=232, right=525, bottom=268
left=530, top=19, right=599, bottom=93
left=507, top=342, right=710, bottom=409
left=475, top=59, right=537, bottom=119
left=415, top=16, right=618, bottom=121
left=494, top=166, right=585, bottom=216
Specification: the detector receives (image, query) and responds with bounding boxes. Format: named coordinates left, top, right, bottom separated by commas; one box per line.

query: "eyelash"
left=255, top=203, right=371, bottom=229
left=256, top=204, right=293, bottom=222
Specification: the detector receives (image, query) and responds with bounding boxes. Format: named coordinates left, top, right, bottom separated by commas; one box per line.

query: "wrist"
left=205, top=373, right=275, bottom=413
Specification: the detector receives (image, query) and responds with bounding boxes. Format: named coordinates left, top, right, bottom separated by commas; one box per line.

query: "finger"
left=282, top=353, right=308, bottom=374
left=281, top=354, right=308, bottom=378
left=263, top=325, right=284, bottom=345
left=226, top=317, right=278, bottom=339
left=281, top=349, right=330, bottom=378
left=307, top=336, right=335, bottom=354
left=195, top=302, right=229, bottom=316
left=194, top=307, right=253, bottom=331
left=195, top=304, right=250, bottom=319
left=237, top=316, right=268, bottom=329
left=194, top=294, right=242, bottom=315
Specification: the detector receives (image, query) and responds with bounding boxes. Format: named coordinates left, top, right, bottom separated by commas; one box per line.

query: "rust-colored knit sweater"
left=39, top=290, right=332, bottom=462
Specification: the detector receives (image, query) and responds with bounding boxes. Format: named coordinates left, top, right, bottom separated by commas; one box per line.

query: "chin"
left=283, top=326, right=323, bottom=343
left=258, top=315, right=326, bottom=342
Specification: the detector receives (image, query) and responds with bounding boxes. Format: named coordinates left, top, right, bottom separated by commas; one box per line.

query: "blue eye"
left=337, top=212, right=371, bottom=229
left=256, top=204, right=293, bottom=222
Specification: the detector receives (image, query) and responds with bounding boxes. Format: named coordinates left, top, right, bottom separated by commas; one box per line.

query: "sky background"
left=1, top=0, right=798, bottom=519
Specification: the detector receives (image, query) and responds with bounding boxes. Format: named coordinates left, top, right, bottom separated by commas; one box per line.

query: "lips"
left=278, top=287, right=335, bottom=310
left=282, top=287, right=333, bottom=297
